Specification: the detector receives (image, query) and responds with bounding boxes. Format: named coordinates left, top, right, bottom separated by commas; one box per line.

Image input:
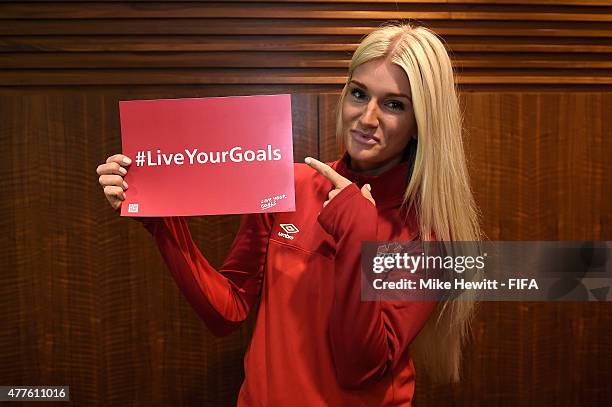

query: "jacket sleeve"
left=317, top=184, right=437, bottom=389
left=138, top=214, right=273, bottom=337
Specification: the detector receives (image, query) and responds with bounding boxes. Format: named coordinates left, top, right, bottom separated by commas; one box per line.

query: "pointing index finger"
left=305, top=157, right=351, bottom=189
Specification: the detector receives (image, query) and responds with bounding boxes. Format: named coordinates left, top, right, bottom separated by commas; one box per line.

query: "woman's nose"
left=359, top=101, right=379, bottom=128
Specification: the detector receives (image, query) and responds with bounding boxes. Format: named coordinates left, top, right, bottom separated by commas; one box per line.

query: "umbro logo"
left=280, top=224, right=299, bottom=234
left=278, top=224, right=299, bottom=240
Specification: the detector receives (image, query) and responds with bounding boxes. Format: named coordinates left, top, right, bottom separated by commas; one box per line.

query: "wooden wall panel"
left=0, top=90, right=320, bottom=406
left=464, top=92, right=610, bottom=240
left=0, top=1, right=610, bottom=88
left=415, top=302, right=612, bottom=406
left=1, top=89, right=609, bottom=406
left=319, top=92, right=612, bottom=407
left=318, top=92, right=610, bottom=239
left=1, top=2, right=610, bottom=406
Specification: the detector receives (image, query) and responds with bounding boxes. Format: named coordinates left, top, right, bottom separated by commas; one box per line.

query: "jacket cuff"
left=317, top=183, right=375, bottom=240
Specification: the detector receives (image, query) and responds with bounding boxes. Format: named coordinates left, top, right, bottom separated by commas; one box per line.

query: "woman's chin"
left=347, top=147, right=376, bottom=162
left=347, top=151, right=380, bottom=171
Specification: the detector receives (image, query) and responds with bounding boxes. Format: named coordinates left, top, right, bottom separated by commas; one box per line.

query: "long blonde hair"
left=336, top=23, right=482, bottom=383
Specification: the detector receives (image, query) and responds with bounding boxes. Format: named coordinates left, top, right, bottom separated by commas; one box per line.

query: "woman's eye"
left=386, top=100, right=405, bottom=111
left=350, top=88, right=367, bottom=101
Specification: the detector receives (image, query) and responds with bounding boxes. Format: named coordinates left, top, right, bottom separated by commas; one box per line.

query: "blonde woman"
left=97, top=23, right=481, bottom=406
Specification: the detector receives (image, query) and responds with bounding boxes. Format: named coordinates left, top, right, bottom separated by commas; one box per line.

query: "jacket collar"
left=331, top=152, right=411, bottom=207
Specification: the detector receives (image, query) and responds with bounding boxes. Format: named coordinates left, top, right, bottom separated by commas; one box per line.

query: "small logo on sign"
left=128, top=203, right=139, bottom=213
left=261, top=194, right=288, bottom=210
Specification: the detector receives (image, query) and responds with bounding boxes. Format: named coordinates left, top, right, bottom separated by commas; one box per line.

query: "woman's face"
left=341, top=58, right=417, bottom=174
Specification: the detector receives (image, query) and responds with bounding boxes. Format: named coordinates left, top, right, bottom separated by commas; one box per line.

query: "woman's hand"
left=96, top=154, right=132, bottom=210
left=305, top=157, right=375, bottom=207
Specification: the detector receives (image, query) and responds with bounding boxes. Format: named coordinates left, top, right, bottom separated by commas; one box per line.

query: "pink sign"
left=119, top=95, right=295, bottom=217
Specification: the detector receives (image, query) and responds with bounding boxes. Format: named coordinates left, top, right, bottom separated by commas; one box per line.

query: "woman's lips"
left=350, top=130, right=379, bottom=146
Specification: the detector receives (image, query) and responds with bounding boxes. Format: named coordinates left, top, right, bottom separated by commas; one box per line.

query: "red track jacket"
left=140, top=154, right=436, bottom=406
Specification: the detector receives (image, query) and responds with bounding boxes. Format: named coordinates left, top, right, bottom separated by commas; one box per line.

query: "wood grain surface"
left=0, top=0, right=610, bottom=87
left=0, top=1, right=610, bottom=406
left=1, top=90, right=610, bottom=406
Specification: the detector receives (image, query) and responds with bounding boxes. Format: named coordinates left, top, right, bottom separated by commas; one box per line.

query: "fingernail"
left=304, top=157, right=311, bottom=164
left=123, top=181, right=128, bottom=190
left=123, top=157, right=132, bottom=165
left=119, top=167, right=127, bottom=175
left=366, top=184, right=372, bottom=191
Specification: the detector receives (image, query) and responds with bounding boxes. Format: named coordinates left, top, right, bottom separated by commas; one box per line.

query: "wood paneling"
left=464, top=92, right=610, bottom=240
left=1, top=19, right=610, bottom=37
left=1, top=2, right=610, bottom=406
left=415, top=302, right=612, bottom=406
left=318, top=92, right=611, bottom=241
left=0, top=1, right=610, bottom=87
left=1, top=90, right=610, bottom=406
left=0, top=91, right=320, bottom=406
left=0, top=3, right=610, bottom=21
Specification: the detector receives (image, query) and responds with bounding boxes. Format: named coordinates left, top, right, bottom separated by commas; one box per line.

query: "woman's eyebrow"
left=349, top=79, right=412, bottom=100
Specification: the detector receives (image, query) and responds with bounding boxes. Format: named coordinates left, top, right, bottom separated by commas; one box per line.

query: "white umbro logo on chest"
left=278, top=223, right=299, bottom=240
